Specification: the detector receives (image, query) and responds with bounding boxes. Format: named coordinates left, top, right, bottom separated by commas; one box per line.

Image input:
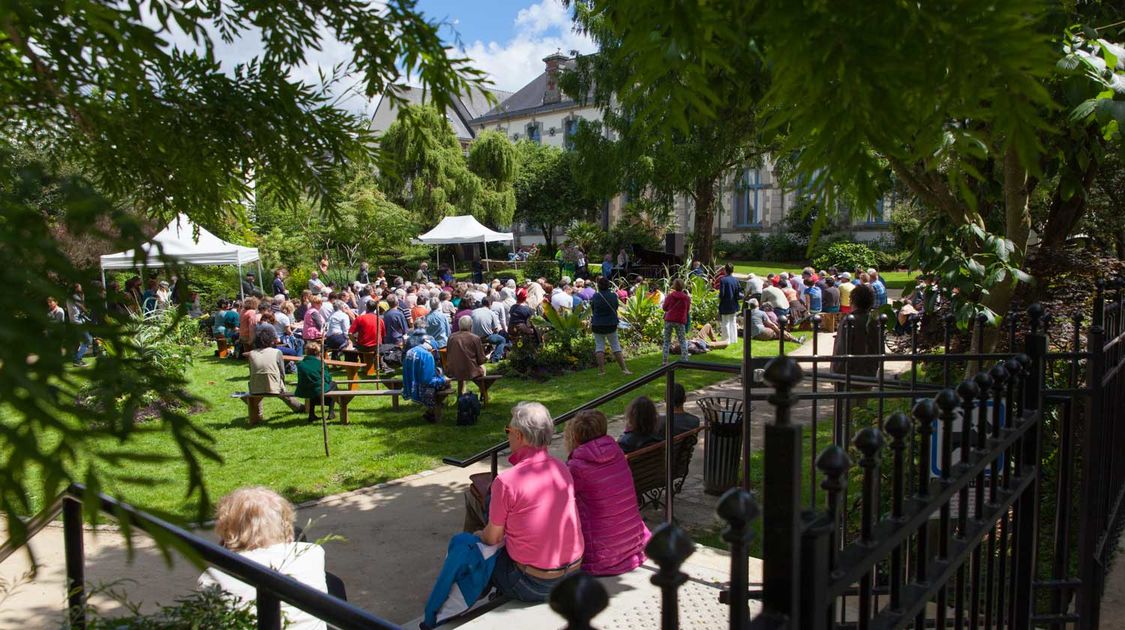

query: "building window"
left=734, top=168, right=766, bottom=227
left=563, top=118, right=579, bottom=150
left=854, top=190, right=895, bottom=225
left=526, top=122, right=542, bottom=144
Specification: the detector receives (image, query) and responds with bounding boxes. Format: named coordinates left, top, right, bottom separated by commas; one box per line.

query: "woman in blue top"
left=590, top=277, right=632, bottom=377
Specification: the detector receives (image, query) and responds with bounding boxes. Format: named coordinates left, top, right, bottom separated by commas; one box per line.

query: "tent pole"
left=256, top=260, right=264, bottom=294
left=237, top=261, right=245, bottom=301
left=484, top=239, right=490, bottom=272
left=100, top=266, right=108, bottom=311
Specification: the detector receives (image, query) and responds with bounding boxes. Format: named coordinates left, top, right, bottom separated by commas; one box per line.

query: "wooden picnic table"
left=280, top=355, right=365, bottom=390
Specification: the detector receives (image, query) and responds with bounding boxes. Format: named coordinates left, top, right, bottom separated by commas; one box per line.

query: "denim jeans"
left=484, top=333, right=508, bottom=362
left=662, top=322, right=688, bottom=361
left=490, top=547, right=564, bottom=603
left=75, top=331, right=93, bottom=363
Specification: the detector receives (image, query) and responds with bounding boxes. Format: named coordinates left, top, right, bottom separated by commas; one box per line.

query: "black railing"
left=0, top=484, right=401, bottom=630
left=546, top=298, right=1124, bottom=630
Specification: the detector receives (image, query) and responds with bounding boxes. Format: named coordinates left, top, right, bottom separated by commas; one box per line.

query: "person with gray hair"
left=465, top=402, right=584, bottom=602
left=424, top=296, right=451, bottom=348
left=246, top=325, right=304, bottom=417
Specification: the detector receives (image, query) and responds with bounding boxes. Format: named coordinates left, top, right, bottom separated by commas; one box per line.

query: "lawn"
left=41, top=339, right=793, bottom=522
left=724, top=259, right=915, bottom=294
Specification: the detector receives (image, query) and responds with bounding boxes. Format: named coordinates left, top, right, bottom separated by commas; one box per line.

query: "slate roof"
left=369, top=85, right=513, bottom=141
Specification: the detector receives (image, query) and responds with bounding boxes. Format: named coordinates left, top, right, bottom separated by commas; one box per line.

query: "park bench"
left=625, top=426, right=705, bottom=510
left=454, top=374, right=504, bottom=406
left=232, top=386, right=402, bottom=426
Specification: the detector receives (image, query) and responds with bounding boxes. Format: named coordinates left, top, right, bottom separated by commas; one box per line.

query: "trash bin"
left=697, top=396, right=745, bottom=496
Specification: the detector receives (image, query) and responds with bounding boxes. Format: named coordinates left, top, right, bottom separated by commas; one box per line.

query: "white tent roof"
left=416, top=215, right=513, bottom=245
left=100, top=214, right=260, bottom=270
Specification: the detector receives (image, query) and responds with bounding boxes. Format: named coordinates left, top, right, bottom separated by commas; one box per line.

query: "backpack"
left=456, top=392, right=482, bottom=426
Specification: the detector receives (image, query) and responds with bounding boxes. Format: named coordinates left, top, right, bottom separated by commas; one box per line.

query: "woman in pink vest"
left=565, top=409, right=649, bottom=576
left=303, top=295, right=325, bottom=341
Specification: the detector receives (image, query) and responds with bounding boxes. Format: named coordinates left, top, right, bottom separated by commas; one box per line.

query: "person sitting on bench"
left=617, top=396, right=662, bottom=454
left=246, top=327, right=304, bottom=416
left=295, top=341, right=336, bottom=422
left=564, top=409, right=649, bottom=576
left=446, top=316, right=487, bottom=383
left=465, top=402, right=584, bottom=603
left=198, top=487, right=330, bottom=630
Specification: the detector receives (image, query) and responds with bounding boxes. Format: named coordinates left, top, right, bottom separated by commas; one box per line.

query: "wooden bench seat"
left=625, top=426, right=705, bottom=510
left=232, top=388, right=402, bottom=425
left=214, top=335, right=232, bottom=358
left=454, top=374, right=504, bottom=405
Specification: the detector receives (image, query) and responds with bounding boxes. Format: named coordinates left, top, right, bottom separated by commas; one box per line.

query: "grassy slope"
left=70, top=339, right=792, bottom=520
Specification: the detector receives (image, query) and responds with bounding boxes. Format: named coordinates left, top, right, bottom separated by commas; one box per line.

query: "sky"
left=152, top=0, right=595, bottom=117
left=417, top=0, right=597, bottom=93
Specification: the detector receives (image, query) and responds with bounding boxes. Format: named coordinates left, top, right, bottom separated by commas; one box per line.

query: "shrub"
left=81, top=585, right=256, bottom=629
left=523, top=254, right=560, bottom=284
left=565, top=221, right=605, bottom=256
left=763, top=231, right=803, bottom=262
left=686, top=275, right=719, bottom=331
left=618, top=291, right=663, bottom=347
left=719, top=233, right=766, bottom=260
left=812, top=241, right=879, bottom=272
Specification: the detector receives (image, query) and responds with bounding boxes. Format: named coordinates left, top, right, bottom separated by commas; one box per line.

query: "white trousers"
left=721, top=313, right=739, bottom=343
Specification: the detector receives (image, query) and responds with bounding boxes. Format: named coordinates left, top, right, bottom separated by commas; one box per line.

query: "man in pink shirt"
left=474, top=402, right=584, bottom=602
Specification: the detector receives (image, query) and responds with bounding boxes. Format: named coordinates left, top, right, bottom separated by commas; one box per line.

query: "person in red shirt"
left=662, top=277, right=692, bottom=364
left=348, top=301, right=385, bottom=352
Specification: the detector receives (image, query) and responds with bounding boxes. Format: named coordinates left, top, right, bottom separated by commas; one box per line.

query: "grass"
left=724, top=259, right=916, bottom=294
left=39, top=339, right=793, bottom=522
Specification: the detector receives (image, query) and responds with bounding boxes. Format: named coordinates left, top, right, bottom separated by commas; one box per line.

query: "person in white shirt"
left=324, top=300, right=351, bottom=357
left=551, top=285, right=573, bottom=312
left=308, top=271, right=328, bottom=296
left=745, top=273, right=764, bottom=298
left=198, top=487, right=328, bottom=630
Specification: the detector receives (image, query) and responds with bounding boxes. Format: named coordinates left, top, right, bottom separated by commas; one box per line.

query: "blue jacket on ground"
left=423, top=533, right=499, bottom=628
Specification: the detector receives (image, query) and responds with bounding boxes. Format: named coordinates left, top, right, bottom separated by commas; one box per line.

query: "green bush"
left=718, top=234, right=766, bottom=260
left=80, top=585, right=256, bottom=629
left=763, top=231, right=803, bottom=262
left=619, top=291, right=663, bottom=347
left=812, top=241, right=879, bottom=272
left=523, top=254, right=560, bottom=284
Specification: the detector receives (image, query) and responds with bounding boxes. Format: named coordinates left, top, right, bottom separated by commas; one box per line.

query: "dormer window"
left=526, top=122, right=542, bottom=144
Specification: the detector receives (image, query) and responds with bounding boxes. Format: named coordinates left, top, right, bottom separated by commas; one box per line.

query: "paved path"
left=0, top=332, right=944, bottom=628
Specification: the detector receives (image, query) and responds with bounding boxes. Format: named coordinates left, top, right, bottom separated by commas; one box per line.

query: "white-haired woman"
left=466, top=402, right=584, bottom=603
left=198, top=487, right=328, bottom=630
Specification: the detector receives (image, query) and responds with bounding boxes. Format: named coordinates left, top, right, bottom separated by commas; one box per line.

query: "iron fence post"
left=743, top=301, right=754, bottom=490
left=257, top=589, right=282, bottom=630
left=665, top=367, right=676, bottom=523
left=648, top=523, right=695, bottom=630
left=550, top=572, right=609, bottom=630
left=762, top=355, right=804, bottom=625
left=718, top=489, right=759, bottom=630
left=1079, top=283, right=1106, bottom=629
left=1012, top=304, right=1047, bottom=628
left=63, top=496, right=86, bottom=630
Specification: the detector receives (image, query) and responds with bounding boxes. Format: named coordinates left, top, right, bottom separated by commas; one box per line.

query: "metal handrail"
left=6, top=484, right=401, bottom=630
left=441, top=358, right=756, bottom=469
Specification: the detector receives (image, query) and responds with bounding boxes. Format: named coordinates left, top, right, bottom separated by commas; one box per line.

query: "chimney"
left=543, top=51, right=568, bottom=105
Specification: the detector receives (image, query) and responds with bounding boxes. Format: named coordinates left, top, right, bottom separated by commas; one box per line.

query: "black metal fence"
left=5, top=288, right=1124, bottom=630
left=545, top=293, right=1125, bottom=629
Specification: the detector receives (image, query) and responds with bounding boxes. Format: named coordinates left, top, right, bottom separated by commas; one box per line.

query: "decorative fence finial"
left=550, top=572, right=609, bottom=630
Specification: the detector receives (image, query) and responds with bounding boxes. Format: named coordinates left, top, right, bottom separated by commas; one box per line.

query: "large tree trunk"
left=981, top=147, right=1033, bottom=351
left=692, top=177, right=717, bottom=265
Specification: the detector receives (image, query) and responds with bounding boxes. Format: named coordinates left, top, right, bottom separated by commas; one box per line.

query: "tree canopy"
left=378, top=105, right=517, bottom=228
left=0, top=0, right=484, bottom=540
left=512, top=139, right=600, bottom=246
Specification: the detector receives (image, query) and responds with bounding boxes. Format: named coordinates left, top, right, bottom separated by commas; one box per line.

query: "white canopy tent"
left=99, top=214, right=263, bottom=299
left=416, top=215, right=514, bottom=271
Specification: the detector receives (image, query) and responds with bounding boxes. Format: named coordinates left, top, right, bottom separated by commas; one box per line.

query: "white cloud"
left=458, top=0, right=596, bottom=93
